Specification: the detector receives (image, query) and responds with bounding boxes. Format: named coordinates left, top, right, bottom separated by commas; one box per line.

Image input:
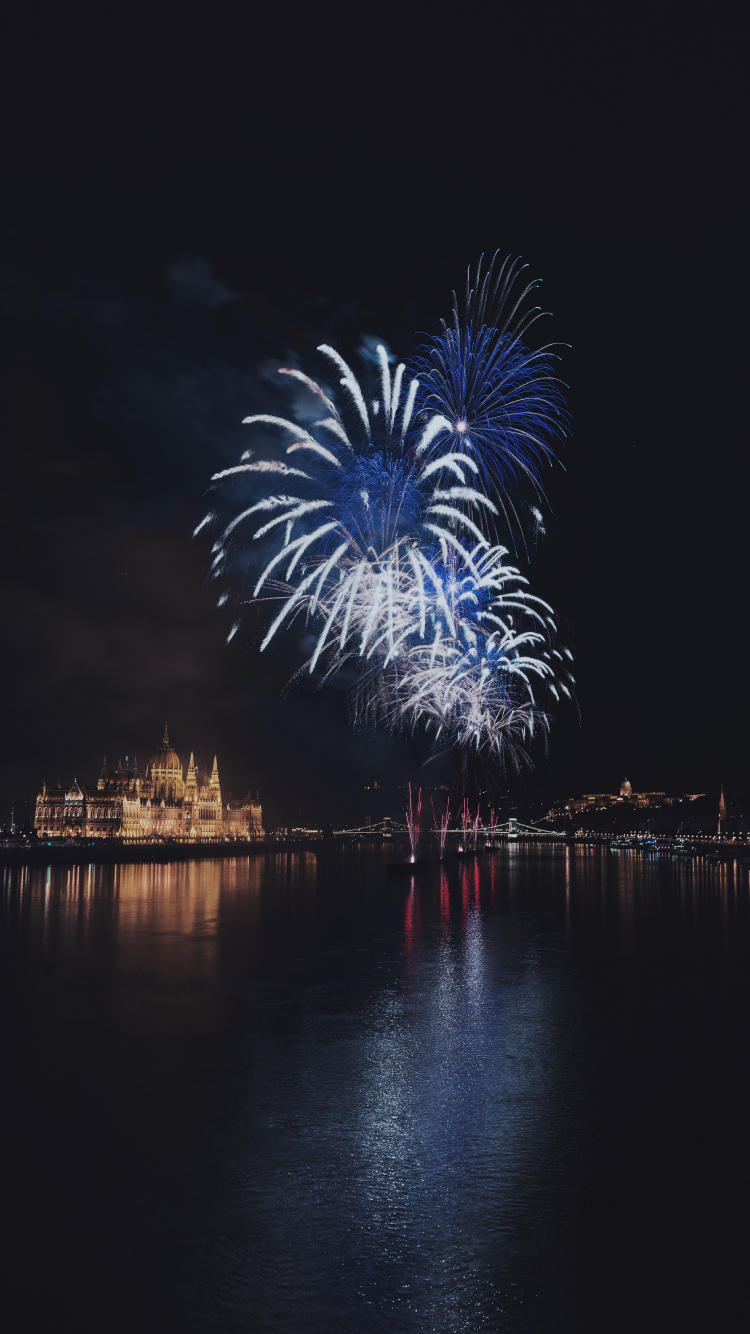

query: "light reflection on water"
left=2, top=846, right=750, bottom=1332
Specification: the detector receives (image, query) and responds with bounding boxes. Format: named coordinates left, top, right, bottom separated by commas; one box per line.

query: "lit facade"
left=34, top=725, right=264, bottom=842
left=546, top=783, right=668, bottom=821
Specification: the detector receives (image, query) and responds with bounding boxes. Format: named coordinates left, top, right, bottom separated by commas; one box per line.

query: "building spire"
left=162, top=720, right=170, bottom=748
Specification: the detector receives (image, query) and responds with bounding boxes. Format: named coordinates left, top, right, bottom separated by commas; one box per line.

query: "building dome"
left=149, top=724, right=181, bottom=771
left=150, top=749, right=181, bottom=769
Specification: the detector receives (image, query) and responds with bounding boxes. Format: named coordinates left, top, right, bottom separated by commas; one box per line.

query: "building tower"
left=184, top=750, right=198, bottom=799
left=718, top=784, right=727, bottom=836
left=209, top=755, right=221, bottom=806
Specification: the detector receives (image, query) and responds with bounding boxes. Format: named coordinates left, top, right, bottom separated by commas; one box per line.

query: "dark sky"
left=1, top=3, right=747, bottom=822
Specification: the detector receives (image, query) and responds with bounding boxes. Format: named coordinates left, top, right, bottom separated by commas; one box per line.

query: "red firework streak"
left=405, top=783, right=422, bottom=860
left=431, top=796, right=450, bottom=857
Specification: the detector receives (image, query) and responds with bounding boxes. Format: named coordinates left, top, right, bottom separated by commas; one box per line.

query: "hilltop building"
left=34, top=724, right=263, bottom=842
left=546, top=783, right=670, bottom=820
left=540, top=781, right=743, bottom=836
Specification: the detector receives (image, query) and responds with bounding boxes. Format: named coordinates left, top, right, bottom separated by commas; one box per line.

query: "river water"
left=2, top=845, right=750, bottom=1332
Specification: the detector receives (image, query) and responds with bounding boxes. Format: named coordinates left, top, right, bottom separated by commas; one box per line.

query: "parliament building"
left=34, top=725, right=264, bottom=842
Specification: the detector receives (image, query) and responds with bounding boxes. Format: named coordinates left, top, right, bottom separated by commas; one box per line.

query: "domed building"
left=148, top=723, right=185, bottom=802
left=34, top=724, right=263, bottom=843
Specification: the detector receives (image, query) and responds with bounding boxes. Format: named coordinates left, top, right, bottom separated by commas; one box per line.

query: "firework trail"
left=405, top=784, right=422, bottom=860
left=460, top=798, right=471, bottom=849
left=431, top=797, right=450, bottom=856
left=198, top=257, right=573, bottom=773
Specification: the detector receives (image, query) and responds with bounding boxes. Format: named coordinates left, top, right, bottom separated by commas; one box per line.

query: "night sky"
left=1, top=5, right=746, bottom=825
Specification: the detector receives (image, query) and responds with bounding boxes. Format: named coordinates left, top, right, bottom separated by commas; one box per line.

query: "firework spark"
left=199, top=260, right=572, bottom=773
left=413, top=254, right=569, bottom=547
left=405, top=784, right=422, bottom=860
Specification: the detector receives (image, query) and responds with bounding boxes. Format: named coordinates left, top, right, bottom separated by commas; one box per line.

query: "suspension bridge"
left=332, top=816, right=566, bottom=841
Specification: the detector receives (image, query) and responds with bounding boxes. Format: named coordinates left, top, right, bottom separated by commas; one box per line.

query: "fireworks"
left=405, top=784, right=422, bottom=860
left=198, top=256, right=572, bottom=773
left=413, top=253, right=569, bottom=549
left=432, top=797, right=451, bottom=856
left=414, top=326, right=566, bottom=513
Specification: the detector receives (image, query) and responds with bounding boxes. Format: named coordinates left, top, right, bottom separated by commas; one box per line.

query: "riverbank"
left=0, top=838, right=324, bottom=867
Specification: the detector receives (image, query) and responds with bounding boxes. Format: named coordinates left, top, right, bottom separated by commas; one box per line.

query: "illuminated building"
left=633, top=791, right=666, bottom=808
left=545, top=782, right=669, bottom=822
left=34, top=724, right=263, bottom=841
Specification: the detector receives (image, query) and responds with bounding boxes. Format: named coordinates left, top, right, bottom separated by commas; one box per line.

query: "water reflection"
left=2, top=848, right=750, bottom=1332
left=0, top=855, right=318, bottom=1035
left=229, top=854, right=585, bottom=1331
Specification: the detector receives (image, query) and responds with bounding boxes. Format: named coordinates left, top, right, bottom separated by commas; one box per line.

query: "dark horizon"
left=1, top=7, right=746, bottom=820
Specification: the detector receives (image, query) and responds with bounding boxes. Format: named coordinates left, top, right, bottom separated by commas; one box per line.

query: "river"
left=2, top=845, right=749, bottom=1332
